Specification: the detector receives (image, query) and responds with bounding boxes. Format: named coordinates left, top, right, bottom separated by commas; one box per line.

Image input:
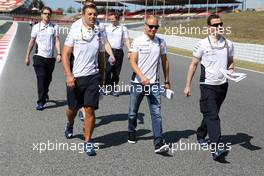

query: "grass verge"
left=0, top=22, right=12, bottom=36
left=159, top=12, right=264, bottom=45
left=167, top=46, right=264, bottom=73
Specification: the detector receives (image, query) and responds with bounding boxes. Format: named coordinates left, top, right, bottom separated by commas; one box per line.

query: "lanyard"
left=208, top=36, right=227, bottom=50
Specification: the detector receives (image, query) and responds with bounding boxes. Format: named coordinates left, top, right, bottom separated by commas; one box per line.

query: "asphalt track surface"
left=0, top=23, right=263, bottom=176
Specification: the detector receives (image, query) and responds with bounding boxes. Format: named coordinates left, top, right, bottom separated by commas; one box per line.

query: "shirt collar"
left=208, top=35, right=225, bottom=47
left=40, top=21, right=50, bottom=28
left=110, top=23, right=120, bottom=28
left=143, top=33, right=158, bottom=42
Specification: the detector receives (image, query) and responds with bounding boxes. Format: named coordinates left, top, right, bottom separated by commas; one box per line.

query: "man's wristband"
left=228, top=68, right=234, bottom=70
left=57, top=53, right=61, bottom=56
left=164, top=81, right=170, bottom=84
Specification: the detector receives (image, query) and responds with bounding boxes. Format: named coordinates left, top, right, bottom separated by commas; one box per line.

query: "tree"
left=66, top=6, right=76, bottom=14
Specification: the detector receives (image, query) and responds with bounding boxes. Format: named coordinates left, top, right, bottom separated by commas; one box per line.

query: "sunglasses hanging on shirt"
left=81, top=26, right=98, bottom=42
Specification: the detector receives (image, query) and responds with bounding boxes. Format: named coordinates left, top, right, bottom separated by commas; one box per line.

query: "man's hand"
left=25, top=56, right=30, bottom=66
left=140, top=76, right=150, bottom=85
left=228, top=68, right=235, bottom=74
left=56, top=54, right=62, bottom=63
left=127, top=52, right=131, bottom=60
left=66, top=74, right=76, bottom=88
left=184, top=86, right=191, bottom=97
left=111, top=56, right=116, bottom=65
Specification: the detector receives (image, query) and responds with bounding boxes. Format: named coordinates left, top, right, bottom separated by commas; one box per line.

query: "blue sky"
left=42, top=0, right=264, bottom=11
left=247, top=0, right=264, bottom=8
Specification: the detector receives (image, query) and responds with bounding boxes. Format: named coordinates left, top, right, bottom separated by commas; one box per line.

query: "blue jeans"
left=128, top=82, right=163, bottom=146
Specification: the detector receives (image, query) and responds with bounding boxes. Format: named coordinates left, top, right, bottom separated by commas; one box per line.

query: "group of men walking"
left=25, top=0, right=235, bottom=161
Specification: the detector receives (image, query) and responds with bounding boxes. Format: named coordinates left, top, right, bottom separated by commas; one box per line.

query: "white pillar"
left=163, top=0, right=166, bottom=18
left=188, top=0, right=191, bottom=14
left=145, top=0, right=148, bottom=19
left=105, top=1, right=108, bottom=22
left=216, top=0, right=218, bottom=13
left=206, top=0, right=209, bottom=16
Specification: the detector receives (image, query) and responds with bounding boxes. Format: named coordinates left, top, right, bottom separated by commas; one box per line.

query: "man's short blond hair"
left=145, top=15, right=159, bottom=23
left=85, top=0, right=95, bottom=6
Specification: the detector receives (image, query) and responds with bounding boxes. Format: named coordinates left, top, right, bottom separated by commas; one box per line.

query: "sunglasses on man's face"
left=43, top=12, right=51, bottom=16
left=210, top=22, right=223, bottom=28
left=145, top=23, right=159, bottom=30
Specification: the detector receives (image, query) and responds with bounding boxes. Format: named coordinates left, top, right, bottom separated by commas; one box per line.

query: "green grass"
left=0, top=22, right=12, bottom=35
left=167, top=46, right=264, bottom=72
left=159, top=12, right=264, bottom=45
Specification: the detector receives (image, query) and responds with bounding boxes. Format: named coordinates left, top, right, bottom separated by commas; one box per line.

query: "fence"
left=128, top=30, right=264, bottom=64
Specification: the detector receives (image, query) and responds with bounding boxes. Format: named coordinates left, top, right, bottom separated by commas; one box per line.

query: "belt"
left=112, top=48, right=123, bottom=52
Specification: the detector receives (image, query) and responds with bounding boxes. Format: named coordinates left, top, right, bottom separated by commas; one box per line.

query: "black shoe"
left=84, top=142, right=96, bottom=156
left=212, top=148, right=228, bottom=161
left=155, top=141, right=169, bottom=154
left=36, top=103, right=44, bottom=111
left=64, top=123, right=73, bottom=139
left=112, top=91, right=119, bottom=97
left=127, top=132, right=137, bottom=144
left=197, top=138, right=208, bottom=147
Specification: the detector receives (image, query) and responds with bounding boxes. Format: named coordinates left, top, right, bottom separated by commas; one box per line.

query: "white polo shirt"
left=65, top=21, right=104, bottom=78
left=31, top=21, right=59, bottom=58
left=105, top=24, right=129, bottom=49
left=130, top=34, right=167, bottom=84
left=193, top=35, right=234, bottom=85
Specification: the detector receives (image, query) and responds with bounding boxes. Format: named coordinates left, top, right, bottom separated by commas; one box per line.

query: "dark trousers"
left=33, top=55, right=55, bottom=105
left=197, top=83, right=228, bottom=144
left=105, top=49, right=124, bottom=88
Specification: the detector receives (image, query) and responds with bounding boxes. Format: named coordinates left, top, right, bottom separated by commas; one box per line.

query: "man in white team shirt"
left=128, top=15, right=171, bottom=154
left=25, top=6, right=61, bottom=111
left=62, top=4, right=104, bottom=156
left=70, top=0, right=116, bottom=121
left=104, top=12, right=131, bottom=96
left=184, top=14, right=235, bottom=161
left=105, top=12, right=130, bottom=96
left=70, top=0, right=115, bottom=61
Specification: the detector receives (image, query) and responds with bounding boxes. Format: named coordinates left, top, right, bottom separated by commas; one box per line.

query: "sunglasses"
left=43, top=12, right=51, bottom=16
left=145, top=23, right=159, bottom=30
left=210, top=22, right=223, bottom=28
